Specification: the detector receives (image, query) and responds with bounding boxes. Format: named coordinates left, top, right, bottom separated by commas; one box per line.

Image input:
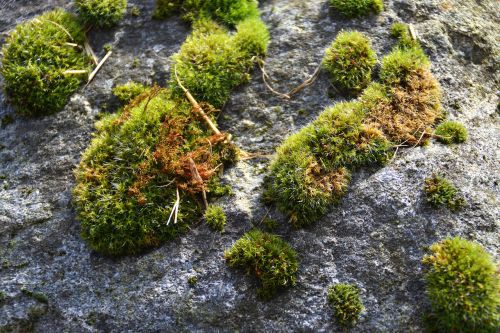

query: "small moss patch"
left=329, top=0, right=384, bottom=17
left=75, top=0, right=127, bottom=28
left=153, top=0, right=259, bottom=27
left=434, top=121, right=468, bottom=144
left=171, top=18, right=268, bottom=108
left=424, top=174, right=464, bottom=211
left=1, top=9, right=93, bottom=116
left=422, top=237, right=499, bottom=332
left=327, top=283, right=364, bottom=326
left=323, top=31, right=377, bottom=94
left=204, top=205, right=226, bottom=232
left=225, top=230, right=298, bottom=299
left=112, top=81, right=147, bottom=103
left=21, top=288, right=49, bottom=304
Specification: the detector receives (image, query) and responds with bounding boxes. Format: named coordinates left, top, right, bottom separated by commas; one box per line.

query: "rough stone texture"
left=0, top=0, right=498, bottom=332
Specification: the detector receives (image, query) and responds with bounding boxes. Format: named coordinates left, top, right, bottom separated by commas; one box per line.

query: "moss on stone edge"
left=204, top=205, right=226, bottom=232
left=329, top=0, right=384, bottom=18
left=424, top=174, right=465, bottom=211
left=0, top=9, right=93, bottom=116
left=153, top=0, right=259, bottom=27
left=422, top=237, right=499, bottom=332
left=171, top=18, right=270, bottom=108
left=266, top=26, right=443, bottom=227
left=327, top=283, right=364, bottom=326
left=75, top=0, right=127, bottom=28
left=323, top=31, right=377, bottom=94
left=224, top=230, right=298, bottom=299
left=434, top=121, right=468, bottom=144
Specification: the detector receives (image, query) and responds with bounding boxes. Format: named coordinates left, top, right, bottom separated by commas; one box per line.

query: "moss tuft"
left=0, top=9, right=92, bottom=116
left=73, top=88, right=236, bottom=255
left=266, top=102, right=391, bottom=227
left=233, top=17, right=270, bottom=57
left=112, top=81, right=147, bottom=103
left=225, top=230, right=298, bottom=299
left=75, top=0, right=127, bottom=28
left=434, top=121, right=468, bottom=144
left=424, top=174, right=464, bottom=211
left=323, top=31, right=377, bottom=94
left=21, top=288, right=49, bottom=304
left=171, top=18, right=268, bottom=108
left=327, top=283, right=364, bottom=326
left=187, top=275, right=198, bottom=286
left=329, top=0, right=384, bottom=17
left=204, top=205, right=226, bottom=232
left=422, top=237, right=499, bottom=332
left=154, top=0, right=259, bottom=27
left=390, top=22, right=419, bottom=49
left=380, top=47, right=430, bottom=86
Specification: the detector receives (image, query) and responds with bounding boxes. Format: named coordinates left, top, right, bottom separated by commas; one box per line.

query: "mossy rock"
left=423, top=237, right=499, bottom=332
left=0, top=9, right=93, bottom=116
left=75, top=0, right=127, bottom=28
left=329, top=0, right=384, bottom=17
left=225, top=230, right=298, bottom=299
left=73, top=88, right=236, bottom=256
left=323, top=31, right=377, bottom=94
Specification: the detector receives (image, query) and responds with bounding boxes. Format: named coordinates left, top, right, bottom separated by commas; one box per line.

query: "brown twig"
left=287, top=63, right=322, bottom=97
left=84, top=36, right=98, bottom=66
left=174, top=66, right=221, bottom=135
left=257, top=58, right=291, bottom=100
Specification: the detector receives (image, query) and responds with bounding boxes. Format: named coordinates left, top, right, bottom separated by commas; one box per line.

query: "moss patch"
left=75, top=0, right=127, bottom=27
left=422, top=237, right=499, bottom=332
left=225, top=230, right=298, bottom=299
left=153, top=0, right=259, bottom=27
left=73, top=88, right=236, bottom=255
left=171, top=18, right=269, bottom=108
left=323, top=31, right=377, bottom=94
left=112, top=81, right=147, bottom=103
left=0, top=9, right=93, bottom=116
left=424, top=174, right=464, bottom=211
left=434, top=121, right=468, bottom=144
left=204, top=205, right=226, bottom=232
left=329, top=0, right=384, bottom=17
left=327, top=283, right=364, bottom=326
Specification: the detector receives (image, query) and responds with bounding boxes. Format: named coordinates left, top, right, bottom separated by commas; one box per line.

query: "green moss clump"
left=112, top=81, right=147, bottom=103
left=424, top=174, right=465, bottom=211
left=233, top=17, right=270, bottom=57
left=422, top=237, right=499, bottom=332
left=390, top=22, right=419, bottom=49
left=225, top=230, right=298, bottom=299
left=73, top=88, right=236, bottom=256
left=75, top=0, right=127, bottom=28
left=171, top=18, right=268, bottom=108
left=266, top=102, right=391, bottom=227
left=327, top=283, right=364, bottom=326
left=21, top=288, right=49, bottom=304
left=380, top=46, right=430, bottom=86
left=434, top=121, right=468, bottom=144
left=0, top=9, right=92, bottom=116
left=154, top=0, right=259, bottom=27
left=204, top=205, right=226, bottom=232
left=323, top=31, right=377, bottom=94
left=329, top=0, right=384, bottom=17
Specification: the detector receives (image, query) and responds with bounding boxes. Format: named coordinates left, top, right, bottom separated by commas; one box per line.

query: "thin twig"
left=84, top=37, right=98, bottom=65
left=87, top=50, right=112, bottom=84
left=166, top=188, right=180, bottom=226
left=257, top=58, right=291, bottom=100
left=63, top=69, right=88, bottom=75
left=174, top=66, right=221, bottom=135
left=408, top=24, right=417, bottom=41
left=42, top=19, right=74, bottom=41
left=287, top=63, right=322, bottom=97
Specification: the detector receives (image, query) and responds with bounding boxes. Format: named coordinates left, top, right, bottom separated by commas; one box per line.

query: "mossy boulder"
left=0, top=9, right=92, bottom=116
left=423, top=237, right=499, bottom=332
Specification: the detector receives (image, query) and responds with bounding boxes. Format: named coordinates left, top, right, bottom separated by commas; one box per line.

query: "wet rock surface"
left=0, top=0, right=498, bottom=332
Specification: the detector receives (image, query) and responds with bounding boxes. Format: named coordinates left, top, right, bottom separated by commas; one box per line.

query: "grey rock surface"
left=0, top=0, right=499, bottom=332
